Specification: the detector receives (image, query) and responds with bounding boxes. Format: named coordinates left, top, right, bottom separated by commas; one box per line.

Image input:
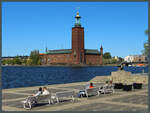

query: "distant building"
left=40, top=12, right=103, bottom=65
left=124, top=55, right=147, bottom=63
left=113, top=56, right=119, bottom=61
left=124, top=56, right=134, bottom=62
left=112, top=56, right=124, bottom=63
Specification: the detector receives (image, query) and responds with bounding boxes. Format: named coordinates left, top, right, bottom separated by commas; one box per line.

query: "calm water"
left=2, top=66, right=148, bottom=89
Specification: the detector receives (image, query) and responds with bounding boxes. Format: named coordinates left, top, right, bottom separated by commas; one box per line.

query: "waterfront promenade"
left=2, top=74, right=148, bottom=112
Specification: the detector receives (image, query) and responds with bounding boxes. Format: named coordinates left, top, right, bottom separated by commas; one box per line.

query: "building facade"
left=124, top=55, right=147, bottom=63
left=40, top=12, right=103, bottom=65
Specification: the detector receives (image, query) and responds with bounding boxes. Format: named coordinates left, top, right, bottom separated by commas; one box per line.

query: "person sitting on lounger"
left=42, top=87, right=50, bottom=95
left=33, top=87, right=42, bottom=97
left=78, top=82, right=94, bottom=97
left=109, top=81, right=113, bottom=87
left=89, top=82, right=94, bottom=88
left=85, top=82, right=94, bottom=89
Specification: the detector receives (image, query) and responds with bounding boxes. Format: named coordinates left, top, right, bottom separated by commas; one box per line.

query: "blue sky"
left=2, top=2, right=148, bottom=58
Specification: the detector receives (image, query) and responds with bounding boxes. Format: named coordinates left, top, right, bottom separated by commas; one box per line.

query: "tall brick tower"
left=72, top=12, right=85, bottom=64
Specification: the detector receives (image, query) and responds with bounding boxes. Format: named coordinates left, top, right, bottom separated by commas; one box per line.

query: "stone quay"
left=2, top=71, right=148, bottom=112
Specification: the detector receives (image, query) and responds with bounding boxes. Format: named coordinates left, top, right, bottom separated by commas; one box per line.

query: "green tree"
left=142, top=42, right=148, bottom=56
left=142, top=29, right=148, bottom=57
left=6, top=59, right=13, bottom=65
left=2, top=60, right=8, bottom=65
left=22, top=59, right=27, bottom=65
left=111, top=59, right=117, bottom=64
left=30, top=50, right=41, bottom=65
left=103, top=58, right=110, bottom=64
left=13, top=57, right=22, bottom=64
left=26, top=58, right=32, bottom=65
left=103, top=52, right=111, bottom=59
left=145, top=29, right=149, bottom=35
left=37, top=59, right=41, bottom=65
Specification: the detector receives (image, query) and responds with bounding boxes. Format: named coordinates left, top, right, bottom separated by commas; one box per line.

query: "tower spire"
left=101, top=45, right=103, bottom=49
left=45, top=47, right=48, bottom=53
left=100, top=45, right=103, bottom=55
left=75, top=11, right=81, bottom=27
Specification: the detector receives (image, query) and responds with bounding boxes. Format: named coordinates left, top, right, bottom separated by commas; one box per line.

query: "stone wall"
left=111, top=70, right=148, bottom=84
left=90, top=70, right=148, bottom=84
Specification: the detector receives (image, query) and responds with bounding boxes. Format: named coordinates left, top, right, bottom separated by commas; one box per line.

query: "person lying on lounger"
left=42, top=87, right=50, bottom=95
left=33, top=87, right=42, bottom=96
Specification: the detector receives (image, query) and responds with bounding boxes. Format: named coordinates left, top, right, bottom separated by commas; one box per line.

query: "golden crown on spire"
left=75, top=11, right=80, bottom=18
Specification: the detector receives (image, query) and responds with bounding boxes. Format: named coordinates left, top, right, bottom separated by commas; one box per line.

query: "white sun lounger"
left=54, top=91, right=75, bottom=103
left=21, top=94, right=52, bottom=109
left=98, top=85, right=115, bottom=95
left=84, top=87, right=99, bottom=98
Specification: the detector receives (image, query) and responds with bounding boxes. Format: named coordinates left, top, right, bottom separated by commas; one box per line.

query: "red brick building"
left=40, top=12, right=103, bottom=65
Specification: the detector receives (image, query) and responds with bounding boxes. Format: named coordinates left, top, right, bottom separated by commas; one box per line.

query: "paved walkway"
left=2, top=82, right=148, bottom=112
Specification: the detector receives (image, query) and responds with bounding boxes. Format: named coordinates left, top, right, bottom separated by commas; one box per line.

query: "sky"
left=2, top=2, right=148, bottom=58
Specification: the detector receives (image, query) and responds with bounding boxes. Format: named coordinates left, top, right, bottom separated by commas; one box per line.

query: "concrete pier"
left=2, top=73, right=148, bottom=112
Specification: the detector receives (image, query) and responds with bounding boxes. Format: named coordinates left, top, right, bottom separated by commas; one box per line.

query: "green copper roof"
left=46, top=49, right=72, bottom=54
left=85, top=49, right=100, bottom=54
left=46, top=49, right=100, bottom=55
